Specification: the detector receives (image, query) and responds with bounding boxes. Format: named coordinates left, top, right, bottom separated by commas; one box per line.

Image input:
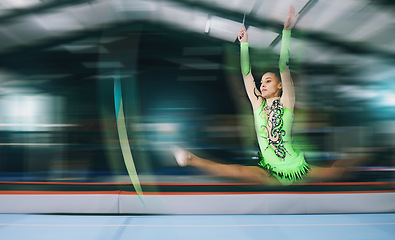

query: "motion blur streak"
left=0, top=0, right=393, bottom=187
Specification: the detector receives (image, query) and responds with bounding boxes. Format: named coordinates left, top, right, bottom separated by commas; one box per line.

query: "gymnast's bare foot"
left=172, top=146, right=192, bottom=167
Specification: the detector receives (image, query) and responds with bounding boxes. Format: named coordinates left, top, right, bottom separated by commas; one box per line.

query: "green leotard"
left=254, top=99, right=310, bottom=185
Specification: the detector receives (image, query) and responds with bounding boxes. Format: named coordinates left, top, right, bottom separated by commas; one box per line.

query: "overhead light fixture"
left=0, top=0, right=43, bottom=9
left=205, top=16, right=211, bottom=34
left=207, top=16, right=241, bottom=42
left=247, top=26, right=278, bottom=48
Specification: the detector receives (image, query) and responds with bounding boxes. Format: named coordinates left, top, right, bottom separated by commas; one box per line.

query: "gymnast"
left=173, top=5, right=352, bottom=185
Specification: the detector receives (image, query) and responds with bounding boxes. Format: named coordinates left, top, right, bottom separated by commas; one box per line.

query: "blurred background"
left=0, top=0, right=393, bottom=184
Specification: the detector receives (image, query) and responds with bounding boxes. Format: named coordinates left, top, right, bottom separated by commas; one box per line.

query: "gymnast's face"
left=260, top=72, right=282, bottom=99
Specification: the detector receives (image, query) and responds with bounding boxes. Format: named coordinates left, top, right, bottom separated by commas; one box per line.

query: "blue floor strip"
left=0, top=213, right=394, bottom=240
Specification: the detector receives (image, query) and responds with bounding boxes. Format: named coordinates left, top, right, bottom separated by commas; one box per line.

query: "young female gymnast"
left=173, top=5, right=344, bottom=185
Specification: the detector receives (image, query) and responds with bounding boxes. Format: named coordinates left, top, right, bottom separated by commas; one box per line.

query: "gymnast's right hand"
left=238, top=25, right=248, bottom=43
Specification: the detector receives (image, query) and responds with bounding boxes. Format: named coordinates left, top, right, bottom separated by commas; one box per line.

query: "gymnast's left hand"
left=238, top=25, right=248, bottom=43
left=283, top=5, right=299, bottom=30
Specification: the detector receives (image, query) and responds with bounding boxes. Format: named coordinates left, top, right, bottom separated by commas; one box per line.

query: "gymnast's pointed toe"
left=172, top=146, right=189, bottom=167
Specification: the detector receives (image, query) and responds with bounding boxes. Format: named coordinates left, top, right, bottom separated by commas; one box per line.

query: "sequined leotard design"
left=254, top=99, right=310, bottom=185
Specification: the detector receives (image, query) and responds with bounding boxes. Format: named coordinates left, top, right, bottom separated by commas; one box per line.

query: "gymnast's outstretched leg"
left=172, top=147, right=278, bottom=185
left=305, top=149, right=372, bottom=180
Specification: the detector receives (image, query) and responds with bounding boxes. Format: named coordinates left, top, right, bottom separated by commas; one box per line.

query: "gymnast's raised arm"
left=279, top=5, right=299, bottom=112
left=238, top=25, right=263, bottom=111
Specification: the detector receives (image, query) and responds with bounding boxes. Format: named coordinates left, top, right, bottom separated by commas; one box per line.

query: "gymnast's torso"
left=253, top=98, right=310, bottom=184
